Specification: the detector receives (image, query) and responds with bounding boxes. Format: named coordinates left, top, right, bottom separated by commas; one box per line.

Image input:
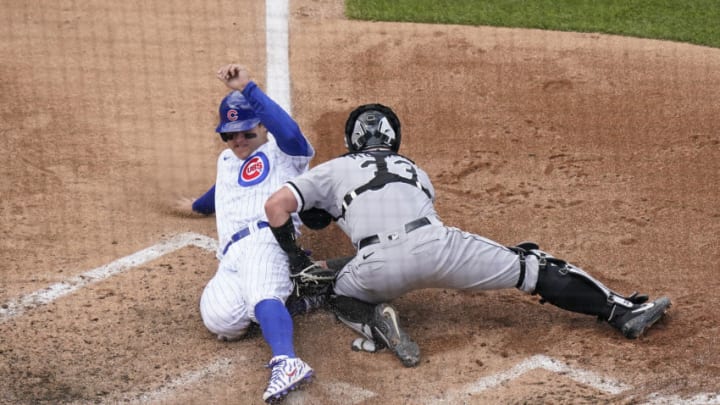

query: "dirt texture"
left=1, top=0, right=719, bottom=404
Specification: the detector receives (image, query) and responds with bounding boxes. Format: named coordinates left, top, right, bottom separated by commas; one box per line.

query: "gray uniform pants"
left=333, top=216, right=540, bottom=303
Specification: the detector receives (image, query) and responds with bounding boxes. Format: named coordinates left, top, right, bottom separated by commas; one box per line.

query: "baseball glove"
left=291, top=262, right=337, bottom=297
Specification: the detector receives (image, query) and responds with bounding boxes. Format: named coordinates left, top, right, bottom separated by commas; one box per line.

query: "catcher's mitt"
left=291, top=262, right=337, bottom=297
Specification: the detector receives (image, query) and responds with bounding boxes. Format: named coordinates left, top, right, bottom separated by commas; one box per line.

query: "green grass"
left=346, top=0, right=720, bottom=49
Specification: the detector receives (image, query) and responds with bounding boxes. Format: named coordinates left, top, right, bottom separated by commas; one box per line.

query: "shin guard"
left=329, top=295, right=378, bottom=342
left=530, top=249, right=646, bottom=321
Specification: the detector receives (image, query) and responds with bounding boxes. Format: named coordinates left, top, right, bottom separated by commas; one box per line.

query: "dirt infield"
left=1, top=0, right=719, bottom=404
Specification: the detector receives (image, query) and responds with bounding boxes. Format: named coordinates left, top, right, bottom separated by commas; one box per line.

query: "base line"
left=124, top=357, right=235, bottom=405
left=0, top=232, right=216, bottom=323
left=431, top=354, right=629, bottom=404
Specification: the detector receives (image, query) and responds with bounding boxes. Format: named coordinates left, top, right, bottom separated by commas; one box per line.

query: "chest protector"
left=340, top=151, right=432, bottom=219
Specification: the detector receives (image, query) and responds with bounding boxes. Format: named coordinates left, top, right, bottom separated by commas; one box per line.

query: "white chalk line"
left=643, top=392, right=720, bottom=405
left=0, top=232, right=217, bottom=323
left=65, top=357, right=237, bottom=405
left=536, top=355, right=630, bottom=394
left=270, top=380, right=377, bottom=405
left=123, top=357, right=236, bottom=405
left=428, top=354, right=628, bottom=405
left=266, top=0, right=292, bottom=115
left=429, top=354, right=719, bottom=405
left=315, top=380, right=377, bottom=404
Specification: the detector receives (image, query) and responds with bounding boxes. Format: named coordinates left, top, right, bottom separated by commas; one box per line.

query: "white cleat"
left=262, top=355, right=314, bottom=403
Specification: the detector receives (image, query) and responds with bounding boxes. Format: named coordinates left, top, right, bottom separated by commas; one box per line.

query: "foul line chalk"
left=318, top=381, right=377, bottom=404
left=265, top=0, right=291, bottom=114
left=0, top=232, right=217, bottom=323
left=123, top=357, right=235, bottom=405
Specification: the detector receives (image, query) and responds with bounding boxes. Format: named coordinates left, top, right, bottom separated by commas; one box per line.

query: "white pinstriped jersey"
left=214, top=138, right=311, bottom=259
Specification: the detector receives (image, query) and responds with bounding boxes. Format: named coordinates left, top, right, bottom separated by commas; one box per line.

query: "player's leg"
left=328, top=294, right=420, bottom=367
left=254, top=298, right=313, bottom=402
left=199, top=263, right=325, bottom=344
left=405, top=224, right=531, bottom=292
left=326, top=254, right=420, bottom=367
left=199, top=266, right=253, bottom=341
left=515, top=243, right=671, bottom=339
left=394, top=222, right=670, bottom=339
left=235, top=237, right=313, bottom=402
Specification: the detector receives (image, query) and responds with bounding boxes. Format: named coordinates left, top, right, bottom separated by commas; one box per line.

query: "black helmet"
left=344, top=104, right=401, bottom=153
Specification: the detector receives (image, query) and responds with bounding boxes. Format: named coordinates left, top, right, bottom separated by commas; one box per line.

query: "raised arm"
left=216, top=64, right=312, bottom=157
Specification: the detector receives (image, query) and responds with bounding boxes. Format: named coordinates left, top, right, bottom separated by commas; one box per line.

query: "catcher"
left=265, top=103, right=672, bottom=368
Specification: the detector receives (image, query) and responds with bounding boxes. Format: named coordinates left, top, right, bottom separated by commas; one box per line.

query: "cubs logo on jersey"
left=238, top=151, right=269, bottom=186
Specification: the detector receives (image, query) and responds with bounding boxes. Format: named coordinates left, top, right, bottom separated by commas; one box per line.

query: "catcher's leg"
left=329, top=295, right=377, bottom=345
left=329, top=295, right=420, bottom=367
left=520, top=244, right=671, bottom=339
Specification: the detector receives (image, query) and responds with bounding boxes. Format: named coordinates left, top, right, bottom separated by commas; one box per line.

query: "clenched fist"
left=217, top=64, right=251, bottom=91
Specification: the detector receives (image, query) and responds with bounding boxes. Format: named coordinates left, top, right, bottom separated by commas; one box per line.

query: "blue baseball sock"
left=255, top=298, right=296, bottom=358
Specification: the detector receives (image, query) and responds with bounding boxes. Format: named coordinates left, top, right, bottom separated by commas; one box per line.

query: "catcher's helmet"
left=344, top=104, right=401, bottom=153
left=215, top=91, right=261, bottom=133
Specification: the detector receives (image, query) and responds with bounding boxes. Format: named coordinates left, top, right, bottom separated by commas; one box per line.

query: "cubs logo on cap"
left=216, top=91, right=261, bottom=133
left=238, top=151, right=269, bottom=186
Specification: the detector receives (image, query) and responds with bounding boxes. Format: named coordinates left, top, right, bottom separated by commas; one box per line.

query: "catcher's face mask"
left=344, top=104, right=401, bottom=153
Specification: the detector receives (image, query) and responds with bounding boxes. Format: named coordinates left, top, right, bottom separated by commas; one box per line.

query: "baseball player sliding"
left=264, top=103, right=672, bottom=368
left=178, top=64, right=317, bottom=403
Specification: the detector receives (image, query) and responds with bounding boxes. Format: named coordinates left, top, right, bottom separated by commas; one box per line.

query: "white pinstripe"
left=200, top=138, right=309, bottom=339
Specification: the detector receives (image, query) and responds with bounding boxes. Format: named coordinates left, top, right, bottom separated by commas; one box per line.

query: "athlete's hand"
left=217, top=64, right=251, bottom=91
left=171, top=196, right=205, bottom=217
left=288, top=249, right=316, bottom=275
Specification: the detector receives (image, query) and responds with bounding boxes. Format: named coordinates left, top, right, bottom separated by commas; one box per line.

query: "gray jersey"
left=286, top=149, right=539, bottom=304
left=289, top=151, right=437, bottom=245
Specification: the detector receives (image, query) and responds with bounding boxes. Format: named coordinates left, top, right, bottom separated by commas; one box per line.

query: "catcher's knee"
left=507, top=241, right=540, bottom=293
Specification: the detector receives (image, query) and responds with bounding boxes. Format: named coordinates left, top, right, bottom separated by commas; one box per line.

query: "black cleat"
left=372, top=303, right=421, bottom=367
left=611, top=296, right=671, bottom=339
